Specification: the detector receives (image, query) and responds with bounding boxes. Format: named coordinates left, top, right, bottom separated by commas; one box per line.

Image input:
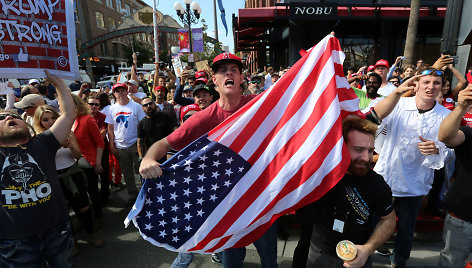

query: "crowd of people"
left=1, top=49, right=471, bottom=268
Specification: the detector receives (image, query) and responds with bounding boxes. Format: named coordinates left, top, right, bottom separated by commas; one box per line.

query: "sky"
left=143, top=0, right=246, bottom=52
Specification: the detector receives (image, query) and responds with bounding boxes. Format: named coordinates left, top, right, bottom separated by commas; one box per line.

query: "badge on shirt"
left=333, top=219, right=345, bottom=233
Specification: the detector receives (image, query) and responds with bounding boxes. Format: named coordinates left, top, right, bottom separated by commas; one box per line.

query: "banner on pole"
left=0, top=0, right=80, bottom=80
left=192, top=28, right=204, bottom=52
left=178, top=29, right=190, bottom=53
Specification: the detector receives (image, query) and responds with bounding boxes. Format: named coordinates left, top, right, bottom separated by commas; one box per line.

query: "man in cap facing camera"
left=140, top=52, right=278, bottom=268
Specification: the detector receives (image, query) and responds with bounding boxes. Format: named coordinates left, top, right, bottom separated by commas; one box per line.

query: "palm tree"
left=403, top=0, right=421, bottom=65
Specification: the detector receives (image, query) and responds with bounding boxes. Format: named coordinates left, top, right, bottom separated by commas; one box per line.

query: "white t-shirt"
left=133, top=92, right=147, bottom=99
left=105, top=100, right=146, bottom=149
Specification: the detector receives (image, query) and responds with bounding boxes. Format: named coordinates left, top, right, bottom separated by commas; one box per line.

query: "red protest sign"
left=0, top=0, right=79, bottom=80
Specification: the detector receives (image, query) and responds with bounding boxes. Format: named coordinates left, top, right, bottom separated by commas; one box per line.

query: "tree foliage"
left=124, top=40, right=154, bottom=65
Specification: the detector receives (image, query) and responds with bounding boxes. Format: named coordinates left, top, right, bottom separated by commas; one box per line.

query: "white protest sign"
left=172, top=57, right=184, bottom=77
left=0, top=0, right=80, bottom=80
left=0, top=79, right=14, bottom=95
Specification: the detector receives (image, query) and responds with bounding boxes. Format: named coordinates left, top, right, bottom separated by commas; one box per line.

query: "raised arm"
left=374, top=75, right=423, bottom=120
left=46, top=70, right=76, bottom=144
left=131, top=52, right=139, bottom=82
left=448, top=65, right=466, bottom=98
left=438, top=84, right=472, bottom=147
left=139, top=137, right=173, bottom=179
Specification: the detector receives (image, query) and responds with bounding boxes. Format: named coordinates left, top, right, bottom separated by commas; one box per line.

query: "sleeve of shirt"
left=87, top=116, right=105, bottom=148
left=452, top=126, right=472, bottom=152
left=167, top=112, right=207, bottom=151
left=137, top=105, right=146, bottom=121
left=105, top=107, right=113, bottom=124
left=173, top=83, right=195, bottom=106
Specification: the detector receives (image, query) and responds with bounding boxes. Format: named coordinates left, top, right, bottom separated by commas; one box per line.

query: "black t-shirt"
left=137, top=112, right=176, bottom=162
left=442, top=126, right=472, bottom=222
left=0, top=130, right=68, bottom=239
left=310, top=170, right=393, bottom=256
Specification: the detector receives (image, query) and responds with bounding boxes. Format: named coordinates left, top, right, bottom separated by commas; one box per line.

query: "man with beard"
left=0, top=70, right=76, bottom=266
left=137, top=97, right=177, bottom=163
left=153, top=85, right=177, bottom=124
left=348, top=73, right=383, bottom=110
left=362, top=60, right=397, bottom=96
left=300, top=117, right=396, bottom=268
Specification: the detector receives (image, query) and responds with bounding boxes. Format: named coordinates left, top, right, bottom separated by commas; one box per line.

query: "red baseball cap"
left=212, top=52, right=243, bottom=72
left=195, top=71, right=207, bottom=79
left=367, top=65, right=375, bottom=72
left=154, top=85, right=166, bottom=93
left=374, top=59, right=389, bottom=70
left=112, top=83, right=128, bottom=92
left=180, top=104, right=201, bottom=121
left=195, top=77, right=208, bottom=85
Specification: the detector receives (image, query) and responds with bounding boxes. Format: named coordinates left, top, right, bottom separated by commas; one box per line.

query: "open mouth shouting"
left=224, top=79, right=234, bottom=86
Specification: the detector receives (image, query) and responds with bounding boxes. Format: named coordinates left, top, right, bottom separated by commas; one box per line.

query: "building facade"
left=75, top=0, right=180, bottom=77
left=234, top=0, right=447, bottom=74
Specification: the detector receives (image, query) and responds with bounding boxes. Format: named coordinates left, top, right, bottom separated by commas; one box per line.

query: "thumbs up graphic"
left=17, top=48, right=29, bottom=62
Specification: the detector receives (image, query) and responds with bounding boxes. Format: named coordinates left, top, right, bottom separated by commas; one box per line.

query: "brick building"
left=75, top=0, right=180, bottom=77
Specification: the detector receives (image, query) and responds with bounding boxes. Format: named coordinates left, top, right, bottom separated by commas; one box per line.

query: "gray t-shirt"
left=0, top=130, right=68, bottom=239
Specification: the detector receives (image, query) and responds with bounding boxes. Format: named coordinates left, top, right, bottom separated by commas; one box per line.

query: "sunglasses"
left=251, top=80, right=261, bottom=84
left=0, top=113, right=22, bottom=121
left=421, top=69, right=444, bottom=76
left=182, top=114, right=193, bottom=122
left=88, top=103, right=100, bottom=106
left=390, top=80, right=400, bottom=84
left=142, top=102, right=154, bottom=107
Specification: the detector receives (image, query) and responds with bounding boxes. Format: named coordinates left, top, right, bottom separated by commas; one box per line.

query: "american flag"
left=125, top=34, right=362, bottom=253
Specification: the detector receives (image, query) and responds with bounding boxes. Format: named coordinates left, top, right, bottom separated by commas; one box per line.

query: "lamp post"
left=174, top=0, right=201, bottom=67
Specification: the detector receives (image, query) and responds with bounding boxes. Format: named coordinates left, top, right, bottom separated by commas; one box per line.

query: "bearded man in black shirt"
left=293, top=117, right=396, bottom=268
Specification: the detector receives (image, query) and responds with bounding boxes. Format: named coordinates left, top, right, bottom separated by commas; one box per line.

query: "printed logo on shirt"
left=115, top=112, right=132, bottom=128
left=1, top=152, right=52, bottom=210
left=345, top=186, right=370, bottom=222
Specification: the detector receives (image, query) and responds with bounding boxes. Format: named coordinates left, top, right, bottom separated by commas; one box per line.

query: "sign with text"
left=289, top=3, right=337, bottom=19
left=172, top=56, right=183, bottom=77
left=0, top=0, right=80, bottom=80
left=195, top=60, right=209, bottom=71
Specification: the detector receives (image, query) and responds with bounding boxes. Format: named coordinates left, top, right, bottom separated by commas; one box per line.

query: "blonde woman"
left=33, top=105, right=103, bottom=253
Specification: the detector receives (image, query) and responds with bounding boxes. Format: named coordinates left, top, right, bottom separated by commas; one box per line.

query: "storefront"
left=234, top=0, right=447, bottom=72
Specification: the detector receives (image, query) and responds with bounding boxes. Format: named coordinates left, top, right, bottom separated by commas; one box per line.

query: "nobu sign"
left=0, top=0, right=80, bottom=80
left=289, top=3, right=337, bottom=19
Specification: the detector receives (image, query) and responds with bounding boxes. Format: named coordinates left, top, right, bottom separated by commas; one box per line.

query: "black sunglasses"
left=421, top=69, right=444, bottom=76
left=182, top=114, right=193, bottom=122
left=88, top=103, right=100, bottom=106
left=0, top=113, right=22, bottom=121
left=142, top=102, right=154, bottom=107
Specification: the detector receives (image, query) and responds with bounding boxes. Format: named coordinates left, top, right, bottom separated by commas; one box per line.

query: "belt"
left=449, top=212, right=471, bottom=224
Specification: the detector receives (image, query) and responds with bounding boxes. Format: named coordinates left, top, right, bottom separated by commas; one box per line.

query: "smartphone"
left=448, top=56, right=459, bottom=64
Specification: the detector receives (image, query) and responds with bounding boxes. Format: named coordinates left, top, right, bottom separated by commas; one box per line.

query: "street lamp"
left=174, top=0, right=201, bottom=66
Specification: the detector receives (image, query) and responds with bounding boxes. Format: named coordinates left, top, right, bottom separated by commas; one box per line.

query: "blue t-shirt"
left=0, top=130, right=68, bottom=239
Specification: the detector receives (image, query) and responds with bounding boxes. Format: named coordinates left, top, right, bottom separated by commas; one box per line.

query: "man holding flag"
left=139, top=53, right=278, bottom=267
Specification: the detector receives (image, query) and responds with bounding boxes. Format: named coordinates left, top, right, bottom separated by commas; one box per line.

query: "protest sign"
left=196, top=60, right=209, bottom=71
left=172, top=57, right=183, bottom=77
left=0, top=0, right=80, bottom=80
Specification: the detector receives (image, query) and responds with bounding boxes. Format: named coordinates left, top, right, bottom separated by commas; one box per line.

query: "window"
left=125, top=4, right=131, bottom=16
left=95, top=0, right=101, bottom=3
left=96, top=12, right=105, bottom=29
left=106, top=0, right=113, bottom=8
left=108, top=17, right=116, bottom=30
left=116, top=0, right=122, bottom=12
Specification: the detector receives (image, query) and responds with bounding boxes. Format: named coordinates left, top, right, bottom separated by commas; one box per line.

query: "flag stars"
left=171, top=204, right=179, bottom=212
left=201, top=145, right=209, bottom=151
left=224, top=180, right=231, bottom=187
left=172, top=236, right=180, bottom=242
left=198, top=163, right=207, bottom=170
left=172, top=216, right=179, bottom=223
left=172, top=228, right=179, bottom=234
left=184, top=159, right=193, bottom=166
left=225, top=168, right=233, bottom=176
left=197, top=173, right=206, bottom=181
left=213, top=160, right=221, bottom=168
left=189, top=150, right=196, bottom=156
left=169, top=179, right=177, bottom=187
left=177, top=154, right=184, bottom=159
left=156, top=182, right=164, bottom=190
left=183, top=188, right=192, bottom=197
left=144, top=223, right=153, bottom=230
left=159, top=230, right=166, bottom=237
left=213, top=150, right=222, bottom=157
left=184, top=165, right=193, bottom=172
left=145, top=211, right=153, bottom=219
left=156, top=195, right=165, bottom=204
left=158, top=220, right=167, bottom=227
left=212, top=171, right=220, bottom=179
left=210, top=194, right=217, bottom=201
left=197, top=186, right=206, bottom=194
left=145, top=198, right=153, bottom=205
left=226, top=157, right=234, bottom=164
left=185, top=225, right=192, bottom=232
left=171, top=163, right=180, bottom=169
left=197, top=209, right=204, bottom=217
left=158, top=208, right=166, bottom=216
left=184, top=201, right=192, bottom=209
left=238, top=166, right=245, bottom=172
left=199, top=154, right=208, bottom=161
left=196, top=198, right=204, bottom=205
left=183, top=176, right=192, bottom=184
left=170, top=192, right=178, bottom=200
left=211, top=183, right=219, bottom=191
left=184, top=213, right=193, bottom=221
